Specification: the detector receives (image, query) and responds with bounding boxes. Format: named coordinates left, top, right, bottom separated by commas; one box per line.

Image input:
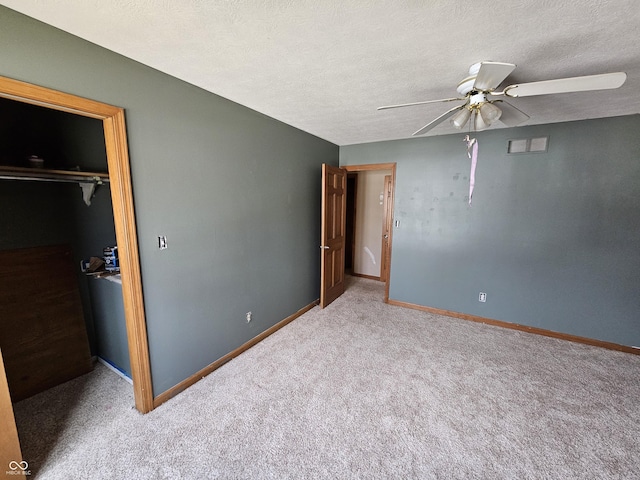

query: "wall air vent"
left=507, top=136, right=549, bottom=154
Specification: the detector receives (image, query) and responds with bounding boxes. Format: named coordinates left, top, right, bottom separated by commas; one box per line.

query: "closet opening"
left=0, top=96, right=132, bottom=389
left=0, top=74, right=152, bottom=466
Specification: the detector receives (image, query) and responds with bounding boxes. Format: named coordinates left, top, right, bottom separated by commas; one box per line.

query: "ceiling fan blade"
left=412, top=104, right=466, bottom=136
left=378, top=97, right=465, bottom=110
left=493, top=100, right=530, bottom=127
left=503, top=72, right=626, bottom=98
left=473, top=62, right=517, bottom=91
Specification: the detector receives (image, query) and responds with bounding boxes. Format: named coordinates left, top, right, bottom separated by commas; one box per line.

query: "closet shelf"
left=0, top=165, right=109, bottom=184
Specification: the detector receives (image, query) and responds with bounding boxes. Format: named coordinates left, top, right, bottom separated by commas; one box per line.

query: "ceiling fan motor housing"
left=469, top=91, right=488, bottom=107
left=456, top=62, right=485, bottom=96
left=456, top=76, right=476, bottom=96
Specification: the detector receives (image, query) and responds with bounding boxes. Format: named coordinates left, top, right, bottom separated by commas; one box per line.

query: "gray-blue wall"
left=341, top=115, right=640, bottom=348
left=88, top=278, right=131, bottom=377
left=0, top=7, right=339, bottom=395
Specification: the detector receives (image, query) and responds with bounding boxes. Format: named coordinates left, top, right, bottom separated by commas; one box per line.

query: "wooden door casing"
left=0, top=75, right=153, bottom=414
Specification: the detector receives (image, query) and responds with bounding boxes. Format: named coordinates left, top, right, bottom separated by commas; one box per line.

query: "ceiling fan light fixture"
left=474, top=110, right=490, bottom=131
left=450, top=107, right=472, bottom=129
left=479, top=102, right=502, bottom=124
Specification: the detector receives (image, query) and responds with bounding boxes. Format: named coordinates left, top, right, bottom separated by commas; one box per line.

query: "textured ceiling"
left=2, top=0, right=639, bottom=145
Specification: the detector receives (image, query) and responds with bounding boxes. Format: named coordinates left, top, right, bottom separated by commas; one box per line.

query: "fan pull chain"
left=464, top=134, right=478, bottom=206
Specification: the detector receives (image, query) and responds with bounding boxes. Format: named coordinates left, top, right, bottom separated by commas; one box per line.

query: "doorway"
left=344, top=164, right=395, bottom=302
left=345, top=168, right=393, bottom=283
left=0, top=75, right=153, bottom=464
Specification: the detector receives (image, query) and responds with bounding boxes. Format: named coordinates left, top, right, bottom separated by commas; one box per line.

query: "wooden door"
left=0, top=348, right=22, bottom=469
left=320, top=164, right=347, bottom=308
left=380, top=175, right=393, bottom=283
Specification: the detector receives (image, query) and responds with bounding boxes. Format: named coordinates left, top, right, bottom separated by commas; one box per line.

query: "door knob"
left=383, top=235, right=389, bottom=239
left=320, top=245, right=330, bottom=249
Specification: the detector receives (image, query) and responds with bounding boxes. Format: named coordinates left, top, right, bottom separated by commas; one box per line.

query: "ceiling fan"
left=378, top=62, right=627, bottom=136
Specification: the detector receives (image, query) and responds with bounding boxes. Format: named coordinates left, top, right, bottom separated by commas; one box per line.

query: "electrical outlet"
left=479, top=292, right=487, bottom=303
left=158, top=236, right=168, bottom=250
left=246, top=312, right=252, bottom=323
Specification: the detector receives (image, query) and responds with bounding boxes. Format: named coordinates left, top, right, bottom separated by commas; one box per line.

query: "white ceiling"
left=2, top=0, right=639, bottom=145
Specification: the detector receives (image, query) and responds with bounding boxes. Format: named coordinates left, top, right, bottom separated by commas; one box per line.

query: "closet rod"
left=0, top=166, right=109, bottom=184
left=0, top=173, right=109, bottom=184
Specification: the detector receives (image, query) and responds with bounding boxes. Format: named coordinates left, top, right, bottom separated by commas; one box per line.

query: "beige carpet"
left=13, top=276, right=640, bottom=479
